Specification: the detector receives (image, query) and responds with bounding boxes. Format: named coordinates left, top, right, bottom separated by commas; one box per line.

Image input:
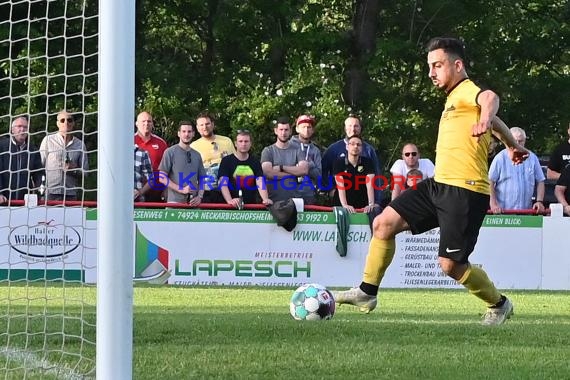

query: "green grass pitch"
left=1, top=286, right=569, bottom=379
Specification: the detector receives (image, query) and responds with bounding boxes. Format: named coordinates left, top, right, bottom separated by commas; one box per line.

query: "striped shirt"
left=134, top=146, right=152, bottom=201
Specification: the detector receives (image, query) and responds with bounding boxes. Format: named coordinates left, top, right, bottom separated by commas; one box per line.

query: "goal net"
left=1, top=1, right=98, bottom=378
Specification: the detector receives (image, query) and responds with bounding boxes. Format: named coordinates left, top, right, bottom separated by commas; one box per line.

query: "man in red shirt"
left=134, top=111, right=168, bottom=202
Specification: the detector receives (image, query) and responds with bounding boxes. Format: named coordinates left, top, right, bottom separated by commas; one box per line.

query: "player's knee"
left=372, top=213, right=397, bottom=240
left=438, top=259, right=455, bottom=276
left=438, top=257, right=467, bottom=280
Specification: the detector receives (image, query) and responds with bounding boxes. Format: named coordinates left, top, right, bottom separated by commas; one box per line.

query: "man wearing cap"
left=290, top=114, right=322, bottom=204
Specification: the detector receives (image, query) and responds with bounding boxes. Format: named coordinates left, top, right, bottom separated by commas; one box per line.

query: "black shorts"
left=390, top=178, right=489, bottom=263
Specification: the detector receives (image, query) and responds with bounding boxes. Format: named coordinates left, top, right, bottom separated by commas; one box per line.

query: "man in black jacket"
left=0, top=116, right=44, bottom=203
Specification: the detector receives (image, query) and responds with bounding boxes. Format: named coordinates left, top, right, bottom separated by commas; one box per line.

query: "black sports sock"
left=490, top=295, right=507, bottom=308
left=359, top=282, right=379, bottom=296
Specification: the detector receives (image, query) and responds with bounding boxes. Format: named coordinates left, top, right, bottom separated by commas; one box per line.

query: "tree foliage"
left=2, top=0, right=569, bottom=169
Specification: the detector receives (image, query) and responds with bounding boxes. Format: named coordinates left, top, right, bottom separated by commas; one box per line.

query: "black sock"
left=359, top=282, right=379, bottom=296
left=491, top=295, right=506, bottom=308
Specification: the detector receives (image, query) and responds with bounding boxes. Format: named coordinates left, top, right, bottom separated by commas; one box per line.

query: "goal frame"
left=96, top=1, right=135, bottom=379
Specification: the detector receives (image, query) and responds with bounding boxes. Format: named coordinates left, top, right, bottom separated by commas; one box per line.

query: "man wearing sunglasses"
left=190, top=112, right=236, bottom=204
left=158, top=122, right=206, bottom=206
left=39, top=111, right=89, bottom=201
left=390, top=143, right=435, bottom=200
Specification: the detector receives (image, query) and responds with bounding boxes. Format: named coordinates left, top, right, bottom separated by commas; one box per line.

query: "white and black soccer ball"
left=289, top=283, right=335, bottom=321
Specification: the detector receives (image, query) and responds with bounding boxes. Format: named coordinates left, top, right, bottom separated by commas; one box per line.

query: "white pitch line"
left=0, top=347, right=91, bottom=380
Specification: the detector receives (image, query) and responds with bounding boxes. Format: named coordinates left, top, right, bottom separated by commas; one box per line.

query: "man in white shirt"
left=39, top=111, right=89, bottom=201
left=390, top=143, right=434, bottom=200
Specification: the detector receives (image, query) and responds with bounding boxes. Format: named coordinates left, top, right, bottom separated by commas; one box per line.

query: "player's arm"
left=473, top=90, right=499, bottom=137
left=491, top=116, right=529, bottom=164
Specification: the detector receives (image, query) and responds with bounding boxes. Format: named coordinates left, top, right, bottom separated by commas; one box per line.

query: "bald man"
left=134, top=111, right=168, bottom=202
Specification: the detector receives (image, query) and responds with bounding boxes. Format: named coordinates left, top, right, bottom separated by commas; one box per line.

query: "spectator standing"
left=390, top=143, right=435, bottom=200
left=190, top=113, right=236, bottom=203
left=0, top=116, right=43, bottom=203
left=260, top=117, right=309, bottom=203
left=321, top=115, right=382, bottom=205
left=134, top=111, right=168, bottom=202
left=39, top=111, right=88, bottom=201
left=554, top=165, right=570, bottom=216
left=133, top=145, right=152, bottom=202
left=290, top=115, right=322, bottom=204
left=332, top=135, right=377, bottom=213
left=489, top=127, right=545, bottom=213
left=158, top=123, right=206, bottom=207
left=218, top=130, right=272, bottom=208
left=546, top=124, right=570, bottom=181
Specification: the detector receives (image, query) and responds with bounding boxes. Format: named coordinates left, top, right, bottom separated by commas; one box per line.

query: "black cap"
left=268, top=199, right=298, bottom=231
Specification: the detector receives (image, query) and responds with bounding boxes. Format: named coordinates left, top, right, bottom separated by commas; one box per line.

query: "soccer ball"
left=289, top=283, right=335, bottom=321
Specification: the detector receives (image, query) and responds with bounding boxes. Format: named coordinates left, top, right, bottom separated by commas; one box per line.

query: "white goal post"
left=1, top=0, right=135, bottom=378
left=97, top=1, right=135, bottom=379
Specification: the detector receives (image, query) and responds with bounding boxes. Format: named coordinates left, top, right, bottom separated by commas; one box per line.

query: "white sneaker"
left=332, top=287, right=377, bottom=313
left=482, top=297, right=514, bottom=326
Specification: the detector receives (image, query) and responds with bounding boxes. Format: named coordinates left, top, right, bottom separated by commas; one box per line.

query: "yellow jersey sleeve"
left=434, top=79, right=491, bottom=194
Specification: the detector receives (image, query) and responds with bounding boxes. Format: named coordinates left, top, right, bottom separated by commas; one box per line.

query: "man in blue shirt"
left=489, top=127, right=545, bottom=213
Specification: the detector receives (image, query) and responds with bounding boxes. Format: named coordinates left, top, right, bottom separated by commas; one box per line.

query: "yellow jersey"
left=434, top=79, right=491, bottom=194
left=190, top=135, right=236, bottom=169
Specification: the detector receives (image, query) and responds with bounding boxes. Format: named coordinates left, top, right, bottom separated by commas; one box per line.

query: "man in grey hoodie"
left=289, top=114, right=322, bottom=204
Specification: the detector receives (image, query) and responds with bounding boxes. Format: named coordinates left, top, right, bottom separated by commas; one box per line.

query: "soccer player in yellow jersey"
left=334, top=37, right=529, bottom=325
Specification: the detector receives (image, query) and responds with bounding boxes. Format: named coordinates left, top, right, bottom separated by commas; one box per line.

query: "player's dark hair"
left=426, top=37, right=466, bottom=62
